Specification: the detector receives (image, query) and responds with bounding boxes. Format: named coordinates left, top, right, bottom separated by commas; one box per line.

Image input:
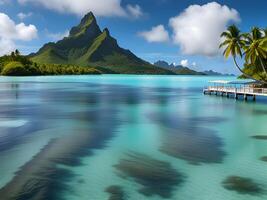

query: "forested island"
left=0, top=51, right=101, bottom=76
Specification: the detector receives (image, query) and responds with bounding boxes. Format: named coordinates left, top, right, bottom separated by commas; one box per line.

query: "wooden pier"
left=203, top=80, right=267, bottom=101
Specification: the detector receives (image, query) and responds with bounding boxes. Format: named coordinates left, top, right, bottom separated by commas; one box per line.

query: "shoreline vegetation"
left=0, top=51, right=101, bottom=76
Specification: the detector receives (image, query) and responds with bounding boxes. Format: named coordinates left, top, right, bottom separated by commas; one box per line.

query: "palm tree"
left=243, top=27, right=267, bottom=74
left=220, top=25, right=253, bottom=78
left=10, top=51, right=15, bottom=60
left=220, top=25, right=266, bottom=83
left=15, top=49, right=20, bottom=56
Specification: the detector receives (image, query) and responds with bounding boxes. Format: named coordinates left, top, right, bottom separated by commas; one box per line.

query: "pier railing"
left=205, top=86, right=267, bottom=96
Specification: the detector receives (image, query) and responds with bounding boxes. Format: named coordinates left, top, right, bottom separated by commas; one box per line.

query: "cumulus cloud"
left=0, top=38, right=15, bottom=55
left=0, top=12, right=38, bottom=55
left=138, top=25, right=169, bottom=43
left=17, top=12, right=33, bottom=20
left=18, top=0, right=142, bottom=18
left=169, top=2, right=240, bottom=56
left=180, top=59, right=189, bottom=67
left=126, top=4, right=143, bottom=18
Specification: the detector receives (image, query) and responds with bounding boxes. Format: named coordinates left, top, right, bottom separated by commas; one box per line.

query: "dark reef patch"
left=105, top=185, right=126, bottom=200
left=0, top=107, right=121, bottom=200
left=260, top=156, right=267, bottom=162
left=222, top=176, right=264, bottom=195
left=114, top=152, right=185, bottom=198
left=252, top=109, right=267, bottom=115
left=251, top=135, right=267, bottom=140
left=149, top=114, right=226, bottom=165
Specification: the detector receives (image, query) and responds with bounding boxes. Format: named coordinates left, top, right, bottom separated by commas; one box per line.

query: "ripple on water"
left=0, top=119, right=28, bottom=128
left=114, top=152, right=185, bottom=198
left=222, top=176, right=265, bottom=195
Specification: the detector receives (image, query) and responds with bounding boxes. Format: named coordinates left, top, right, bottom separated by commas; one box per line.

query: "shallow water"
left=0, top=75, right=267, bottom=200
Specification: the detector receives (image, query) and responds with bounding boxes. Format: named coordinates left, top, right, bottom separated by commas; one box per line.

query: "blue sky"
left=0, top=0, right=266, bottom=73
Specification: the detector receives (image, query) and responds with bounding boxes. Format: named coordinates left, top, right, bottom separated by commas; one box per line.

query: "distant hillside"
left=202, top=70, right=235, bottom=76
left=154, top=60, right=235, bottom=76
left=30, top=12, right=174, bottom=75
left=154, top=60, right=205, bottom=75
left=154, top=60, right=176, bottom=69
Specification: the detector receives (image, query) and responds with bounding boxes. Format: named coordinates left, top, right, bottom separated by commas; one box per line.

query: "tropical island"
left=0, top=13, right=266, bottom=79
left=1, top=1, right=267, bottom=200
left=0, top=12, right=175, bottom=76
left=0, top=12, right=248, bottom=77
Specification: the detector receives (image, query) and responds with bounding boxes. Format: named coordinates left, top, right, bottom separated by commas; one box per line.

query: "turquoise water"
left=0, top=75, right=267, bottom=200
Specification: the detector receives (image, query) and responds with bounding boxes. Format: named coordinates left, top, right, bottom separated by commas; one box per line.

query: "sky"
left=0, top=0, right=266, bottom=74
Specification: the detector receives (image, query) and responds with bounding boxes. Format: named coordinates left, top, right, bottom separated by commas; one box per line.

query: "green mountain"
left=30, top=12, right=174, bottom=75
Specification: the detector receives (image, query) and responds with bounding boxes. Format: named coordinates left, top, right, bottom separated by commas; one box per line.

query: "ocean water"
left=0, top=75, right=267, bottom=200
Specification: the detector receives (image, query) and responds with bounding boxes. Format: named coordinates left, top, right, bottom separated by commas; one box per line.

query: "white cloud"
left=0, top=38, right=15, bottom=55
left=180, top=59, right=189, bottom=67
left=17, top=12, right=33, bottom=20
left=0, top=12, right=38, bottom=55
left=169, top=2, right=240, bottom=56
left=18, top=0, right=142, bottom=18
left=138, top=25, right=169, bottom=43
left=192, top=62, right=197, bottom=67
left=126, top=4, right=143, bottom=18
left=45, top=29, right=69, bottom=41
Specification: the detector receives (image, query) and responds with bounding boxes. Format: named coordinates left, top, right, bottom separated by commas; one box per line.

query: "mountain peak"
left=80, top=12, right=96, bottom=26
left=31, top=12, right=160, bottom=73
left=69, top=12, right=100, bottom=37
left=103, top=28, right=110, bottom=36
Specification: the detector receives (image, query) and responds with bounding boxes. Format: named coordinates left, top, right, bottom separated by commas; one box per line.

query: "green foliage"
left=0, top=49, right=32, bottom=70
left=0, top=51, right=101, bottom=76
left=220, top=25, right=245, bottom=59
left=220, top=25, right=267, bottom=83
left=1, top=61, right=39, bottom=76
left=37, top=63, right=101, bottom=75
left=94, top=65, right=175, bottom=75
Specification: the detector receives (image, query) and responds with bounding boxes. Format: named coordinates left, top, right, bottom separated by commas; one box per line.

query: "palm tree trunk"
left=233, top=57, right=267, bottom=84
left=259, top=57, right=267, bottom=74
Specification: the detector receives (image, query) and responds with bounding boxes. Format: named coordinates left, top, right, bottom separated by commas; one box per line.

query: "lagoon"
left=0, top=75, right=267, bottom=200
